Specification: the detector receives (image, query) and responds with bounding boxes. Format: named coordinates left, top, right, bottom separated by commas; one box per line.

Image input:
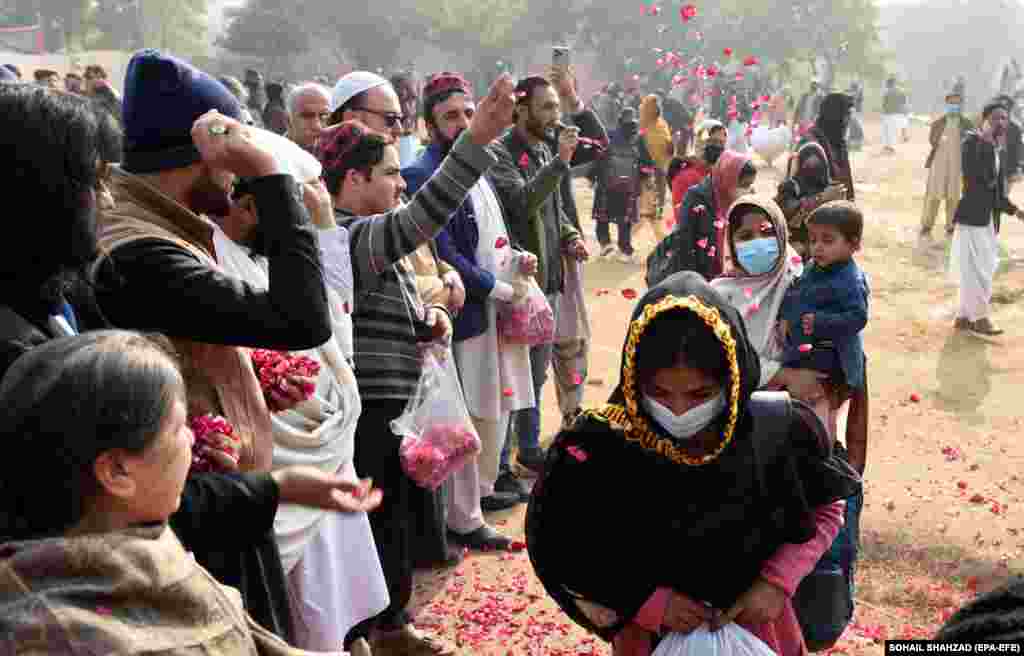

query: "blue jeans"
left=499, top=293, right=559, bottom=470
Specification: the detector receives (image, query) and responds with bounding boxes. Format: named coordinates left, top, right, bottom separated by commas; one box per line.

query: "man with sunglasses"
left=286, top=82, right=331, bottom=153
left=329, top=71, right=405, bottom=141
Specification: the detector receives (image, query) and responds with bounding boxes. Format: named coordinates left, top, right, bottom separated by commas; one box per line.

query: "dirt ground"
left=408, top=116, right=1024, bottom=654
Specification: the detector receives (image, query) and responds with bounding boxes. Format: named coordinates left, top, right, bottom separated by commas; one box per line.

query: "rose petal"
left=621, top=288, right=638, bottom=300
left=798, top=343, right=813, bottom=353
left=503, top=387, right=514, bottom=397
left=566, top=445, right=589, bottom=462
left=910, top=392, right=921, bottom=403
left=723, top=47, right=733, bottom=56
left=957, top=481, right=968, bottom=490
left=743, top=287, right=754, bottom=298
left=707, top=246, right=716, bottom=257
left=596, top=288, right=611, bottom=296
left=518, top=152, right=529, bottom=168
left=495, top=236, right=508, bottom=248
left=572, top=372, right=583, bottom=385
left=791, top=255, right=803, bottom=266
left=96, top=605, right=113, bottom=616
left=509, top=540, right=527, bottom=552
left=713, top=219, right=726, bottom=229
left=696, top=238, right=709, bottom=249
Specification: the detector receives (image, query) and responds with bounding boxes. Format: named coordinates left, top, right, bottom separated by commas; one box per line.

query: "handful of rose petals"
left=251, top=349, right=321, bottom=412
left=189, top=414, right=241, bottom=473
left=399, top=422, right=482, bottom=490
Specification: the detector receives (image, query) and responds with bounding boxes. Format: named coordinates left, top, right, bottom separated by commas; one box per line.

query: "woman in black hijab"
left=799, top=93, right=855, bottom=202
left=526, top=271, right=861, bottom=655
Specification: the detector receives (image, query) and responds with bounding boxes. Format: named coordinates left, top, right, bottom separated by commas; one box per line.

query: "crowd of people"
left=0, top=46, right=1017, bottom=656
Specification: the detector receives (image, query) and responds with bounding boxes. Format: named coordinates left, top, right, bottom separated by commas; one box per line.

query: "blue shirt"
left=779, top=258, right=868, bottom=389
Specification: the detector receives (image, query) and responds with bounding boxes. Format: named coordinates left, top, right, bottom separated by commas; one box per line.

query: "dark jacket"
left=674, top=177, right=718, bottom=280
left=1006, top=120, right=1023, bottom=179
left=800, top=128, right=855, bottom=202
left=403, top=143, right=502, bottom=342
left=548, top=108, right=608, bottom=233
left=0, top=301, right=295, bottom=642
left=955, top=130, right=1019, bottom=232
left=926, top=114, right=973, bottom=169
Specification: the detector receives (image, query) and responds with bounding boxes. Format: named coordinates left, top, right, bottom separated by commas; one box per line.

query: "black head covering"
left=607, top=271, right=762, bottom=462
left=936, top=578, right=1024, bottom=642
left=815, top=92, right=853, bottom=151
left=526, top=271, right=860, bottom=641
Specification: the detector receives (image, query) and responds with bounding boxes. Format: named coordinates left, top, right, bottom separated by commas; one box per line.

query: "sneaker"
left=480, top=491, right=520, bottom=512
left=494, top=470, right=530, bottom=501
left=448, top=525, right=512, bottom=551
left=516, top=446, right=548, bottom=474
left=370, top=625, right=455, bottom=656
left=968, top=318, right=1004, bottom=336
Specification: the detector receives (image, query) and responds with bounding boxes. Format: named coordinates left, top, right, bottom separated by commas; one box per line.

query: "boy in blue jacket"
left=780, top=201, right=869, bottom=395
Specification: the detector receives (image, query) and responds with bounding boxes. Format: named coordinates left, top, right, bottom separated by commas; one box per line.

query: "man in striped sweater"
left=315, top=75, right=516, bottom=656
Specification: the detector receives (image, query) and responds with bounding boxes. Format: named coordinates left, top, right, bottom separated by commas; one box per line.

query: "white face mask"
left=642, top=390, right=727, bottom=440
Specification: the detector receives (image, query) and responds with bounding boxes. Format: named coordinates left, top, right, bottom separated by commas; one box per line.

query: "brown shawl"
left=0, top=526, right=321, bottom=655
left=93, top=168, right=273, bottom=472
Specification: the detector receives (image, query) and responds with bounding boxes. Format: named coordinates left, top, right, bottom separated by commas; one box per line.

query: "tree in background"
left=218, top=0, right=309, bottom=74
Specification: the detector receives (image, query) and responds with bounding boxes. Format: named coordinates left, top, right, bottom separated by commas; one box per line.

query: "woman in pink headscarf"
left=671, top=150, right=755, bottom=280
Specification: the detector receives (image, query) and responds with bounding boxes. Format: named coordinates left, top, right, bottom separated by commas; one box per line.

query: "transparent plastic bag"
left=652, top=624, right=775, bottom=656
left=391, top=345, right=482, bottom=489
left=497, top=277, right=555, bottom=346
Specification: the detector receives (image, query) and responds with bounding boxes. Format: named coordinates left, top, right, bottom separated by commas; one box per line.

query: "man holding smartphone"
left=487, top=58, right=607, bottom=499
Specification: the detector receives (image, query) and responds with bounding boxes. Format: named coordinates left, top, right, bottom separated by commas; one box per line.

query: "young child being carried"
left=779, top=201, right=869, bottom=408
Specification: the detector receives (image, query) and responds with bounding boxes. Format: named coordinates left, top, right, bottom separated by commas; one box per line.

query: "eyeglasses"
left=354, top=107, right=405, bottom=128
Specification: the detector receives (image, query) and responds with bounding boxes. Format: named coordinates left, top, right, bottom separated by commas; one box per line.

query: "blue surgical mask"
left=946, top=103, right=961, bottom=115
left=736, top=237, right=780, bottom=276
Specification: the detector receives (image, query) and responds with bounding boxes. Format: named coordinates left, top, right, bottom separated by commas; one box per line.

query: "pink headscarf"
left=710, top=150, right=753, bottom=267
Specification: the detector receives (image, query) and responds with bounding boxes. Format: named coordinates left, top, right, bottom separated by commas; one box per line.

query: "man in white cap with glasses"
left=329, top=71, right=405, bottom=142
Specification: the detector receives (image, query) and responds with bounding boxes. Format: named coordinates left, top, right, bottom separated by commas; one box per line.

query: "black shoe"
left=517, top=447, right=548, bottom=474
left=969, top=318, right=1004, bottom=336
left=954, top=317, right=970, bottom=331
left=494, top=470, right=530, bottom=501
left=480, top=491, right=520, bottom=512
left=448, top=525, right=512, bottom=551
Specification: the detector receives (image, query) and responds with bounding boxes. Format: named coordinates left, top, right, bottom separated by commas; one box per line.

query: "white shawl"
left=710, top=196, right=803, bottom=389
left=212, top=226, right=361, bottom=573
left=453, top=177, right=535, bottom=421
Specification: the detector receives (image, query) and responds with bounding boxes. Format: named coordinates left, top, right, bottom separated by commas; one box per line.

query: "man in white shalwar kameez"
left=402, top=72, right=537, bottom=548
left=951, top=102, right=1024, bottom=337
left=215, top=130, right=389, bottom=653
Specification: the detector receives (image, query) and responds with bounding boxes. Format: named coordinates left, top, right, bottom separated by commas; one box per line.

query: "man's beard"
left=186, top=172, right=233, bottom=219
left=436, top=127, right=465, bottom=157
left=525, top=108, right=552, bottom=142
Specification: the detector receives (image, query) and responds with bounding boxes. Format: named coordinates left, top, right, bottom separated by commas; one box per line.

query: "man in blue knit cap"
left=90, top=49, right=333, bottom=642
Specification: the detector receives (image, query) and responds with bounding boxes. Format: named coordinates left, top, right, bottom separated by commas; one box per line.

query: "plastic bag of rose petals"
left=392, top=345, right=482, bottom=490
left=496, top=276, right=555, bottom=346
left=652, top=624, right=774, bottom=656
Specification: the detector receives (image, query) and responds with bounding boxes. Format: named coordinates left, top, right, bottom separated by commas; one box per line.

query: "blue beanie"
left=0, top=66, right=15, bottom=83
left=122, top=49, right=242, bottom=174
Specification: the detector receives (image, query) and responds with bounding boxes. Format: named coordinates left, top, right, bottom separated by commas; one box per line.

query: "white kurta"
left=951, top=223, right=1000, bottom=322
left=211, top=226, right=389, bottom=649
left=452, top=177, right=535, bottom=497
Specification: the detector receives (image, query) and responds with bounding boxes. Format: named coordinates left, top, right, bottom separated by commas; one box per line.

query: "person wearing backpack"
left=526, top=271, right=861, bottom=656
left=593, top=107, right=651, bottom=262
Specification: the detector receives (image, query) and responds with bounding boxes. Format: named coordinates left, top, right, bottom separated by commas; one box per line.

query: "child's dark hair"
left=708, top=124, right=727, bottom=139
left=807, top=200, right=863, bottom=244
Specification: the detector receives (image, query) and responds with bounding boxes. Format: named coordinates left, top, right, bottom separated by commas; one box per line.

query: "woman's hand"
left=272, top=466, right=383, bottom=513
left=662, top=591, right=713, bottom=635
left=712, top=578, right=787, bottom=630
left=518, top=252, right=539, bottom=276
left=779, top=367, right=829, bottom=404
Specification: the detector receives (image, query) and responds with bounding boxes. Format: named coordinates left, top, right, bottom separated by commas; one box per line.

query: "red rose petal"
left=909, top=392, right=921, bottom=403
left=518, top=152, right=529, bottom=169
left=566, top=445, right=589, bottom=462
left=572, top=372, right=583, bottom=385
left=743, top=287, right=754, bottom=298
left=621, top=288, right=638, bottom=300
left=707, top=246, right=716, bottom=257
left=696, top=238, right=709, bottom=249
left=502, top=387, right=514, bottom=397
left=791, top=255, right=803, bottom=266
left=495, top=236, right=508, bottom=248
left=723, top=47, right=733, bottom=56
left=957, top=480, right=968, bottom=489
left=596, top=288, right=611, bottom=296
left=509, top=540, right=527, bottom=552
left=798, top=343, right=813, bottom=353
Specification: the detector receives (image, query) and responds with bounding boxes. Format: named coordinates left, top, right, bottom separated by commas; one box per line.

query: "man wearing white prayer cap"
left=329, top=71, right=403, bottom=141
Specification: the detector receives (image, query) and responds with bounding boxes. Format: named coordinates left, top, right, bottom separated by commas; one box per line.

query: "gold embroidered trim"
left=619, top=295, right=741, bottom=466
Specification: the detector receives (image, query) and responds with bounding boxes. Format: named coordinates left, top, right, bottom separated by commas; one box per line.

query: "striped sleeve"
left=348, top=132, right=496, bottom=290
